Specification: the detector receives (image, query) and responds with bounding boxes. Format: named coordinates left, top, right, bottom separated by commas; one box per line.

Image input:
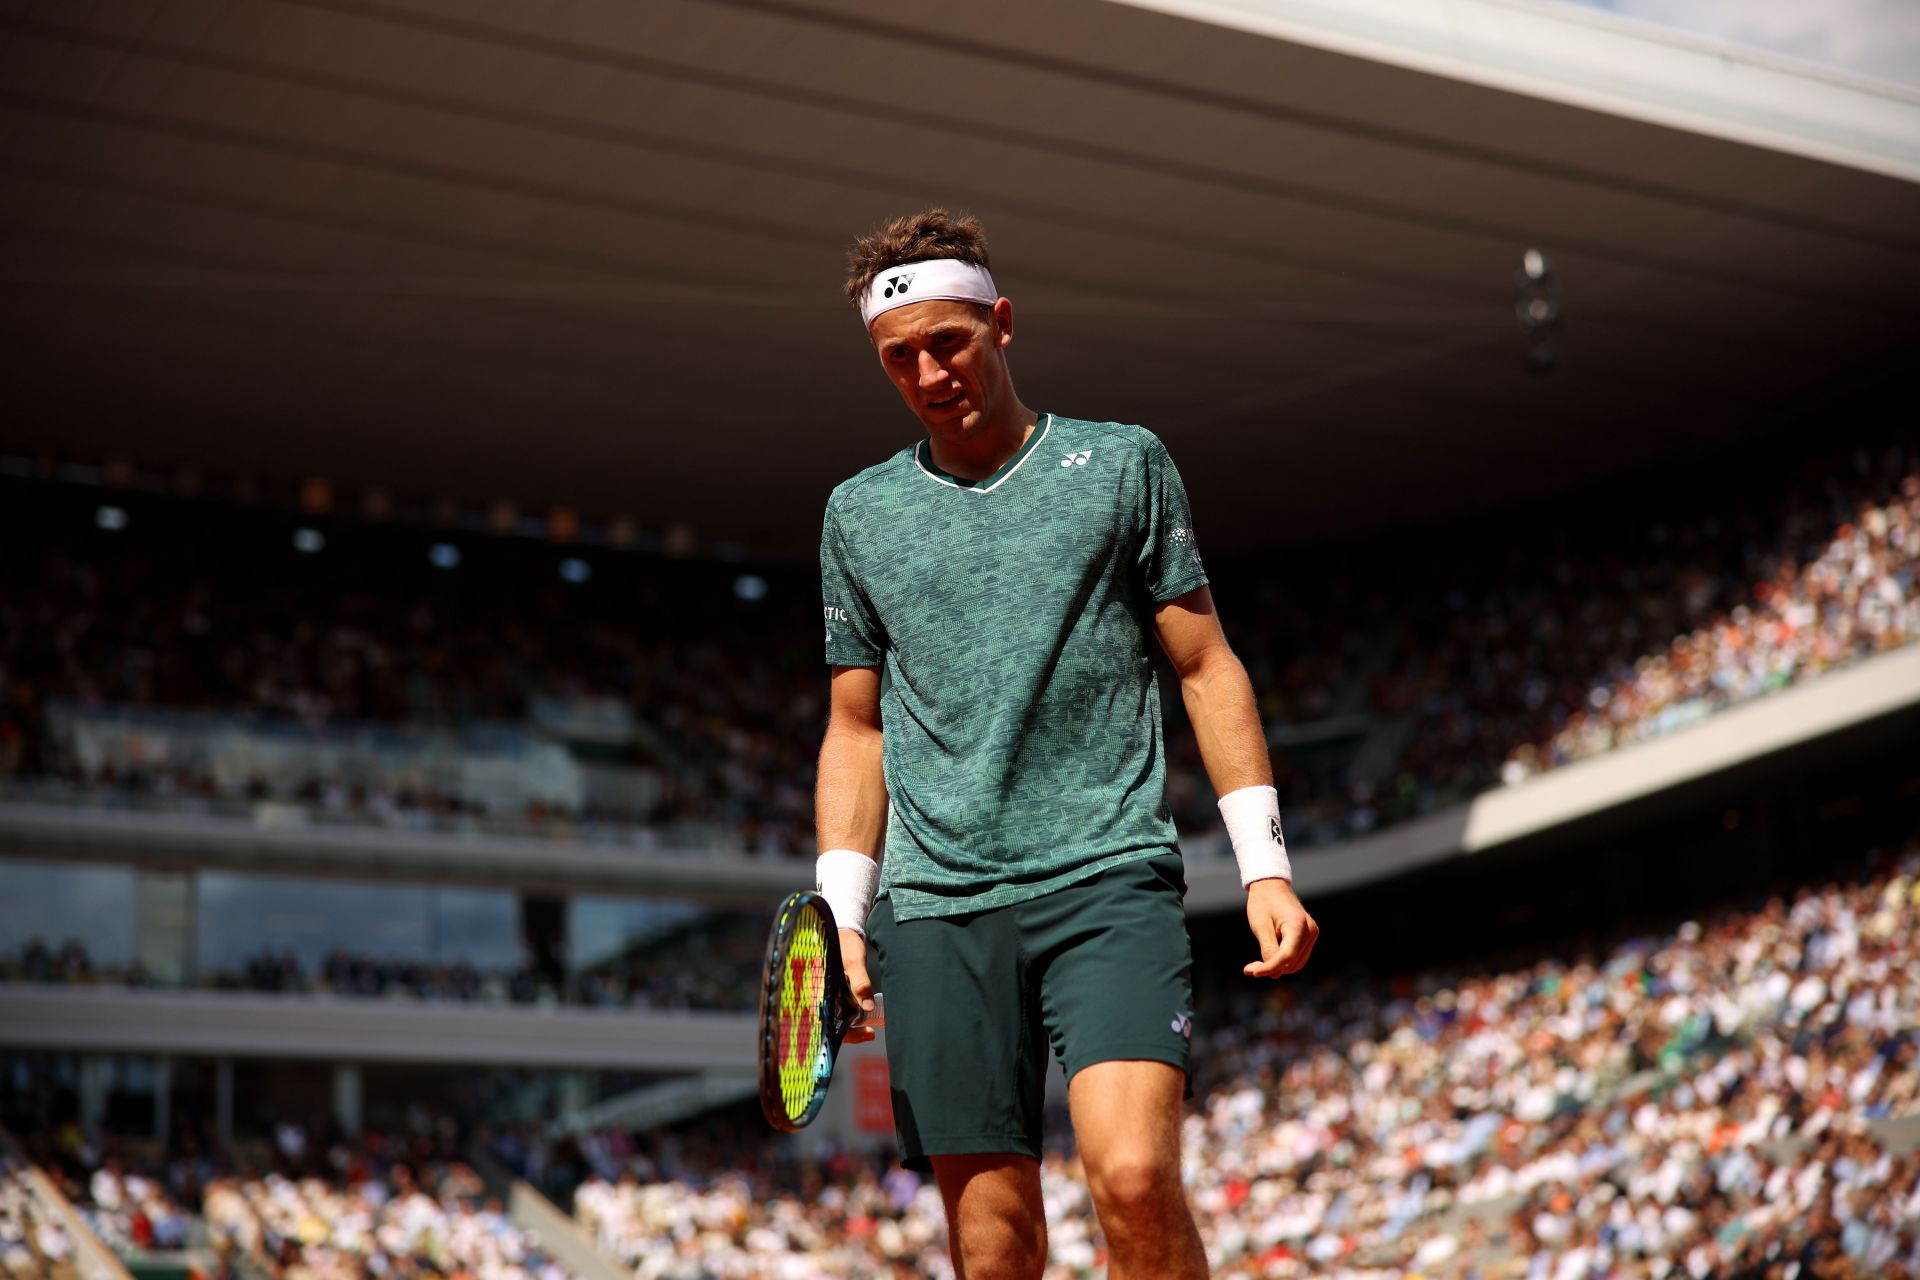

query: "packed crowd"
left=2, top=433, right=1915, bottom=854
left=0, top=920, right=771, bottom=1013
left=0, top=941, right=109, bottom=987
left=0, top=1161, right=74, bottom=1280
left=206, top=918, right=770, bottom=1011
left=200, top=1155, right=570, bottom=1280
left=8, top=831, right=1917, bottom=1277
left=205, top=948, right=545, bottom=1005
left=1271, top=440, right=1920, bottom=841
left=14, top=1123, right=577, bottom=1280
left=1442, top=465, right=1920, bottom=796
left=552, top=835, right=1920, bottom=1278
left=67, top=1152, right=193, bottom=1256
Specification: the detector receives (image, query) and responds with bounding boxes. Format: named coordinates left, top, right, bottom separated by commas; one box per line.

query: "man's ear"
left=992, top=296, right=1014, bottom=349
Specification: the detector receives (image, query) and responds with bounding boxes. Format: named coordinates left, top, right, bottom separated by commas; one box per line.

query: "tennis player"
left=814, top=209, right=1318, bottom=1279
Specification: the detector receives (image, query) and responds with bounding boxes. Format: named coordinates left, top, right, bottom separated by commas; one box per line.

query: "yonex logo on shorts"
left=1171, top=1011, right=1193, bottom=1039
left=1060, top=451, right=1092, bottom=468
left=882, top=273, right=915, bottom=298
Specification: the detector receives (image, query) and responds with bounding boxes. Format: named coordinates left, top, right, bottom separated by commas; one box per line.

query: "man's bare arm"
left=816, top=664, right=886, bottom=1037
left=817, top=665, right=887, bottom=854
left=1153, top=586, right=1319, bottom=978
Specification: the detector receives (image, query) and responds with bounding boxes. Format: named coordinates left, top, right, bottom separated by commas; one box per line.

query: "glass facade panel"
left=0, top=859, right=136, bottom=972
left=569, top=896, right=703, bottom=970
left=196, top=874, right=519, bottom=976
left=433, top=888, right=522, bottom=970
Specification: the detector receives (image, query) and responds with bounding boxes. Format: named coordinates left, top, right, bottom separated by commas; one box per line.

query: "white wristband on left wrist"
left=1218, top=785, right=1292, bottom=887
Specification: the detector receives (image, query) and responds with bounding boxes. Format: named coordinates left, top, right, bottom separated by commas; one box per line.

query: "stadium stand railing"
left=0, top=1134, right=130, bottom=1280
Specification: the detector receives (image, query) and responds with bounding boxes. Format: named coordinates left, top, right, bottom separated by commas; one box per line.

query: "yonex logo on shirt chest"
left=1059, top=450, right=1092, bottom=468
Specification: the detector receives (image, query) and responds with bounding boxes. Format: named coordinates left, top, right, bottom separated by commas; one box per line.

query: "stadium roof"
left=3, top=0, right=1917, bottom=556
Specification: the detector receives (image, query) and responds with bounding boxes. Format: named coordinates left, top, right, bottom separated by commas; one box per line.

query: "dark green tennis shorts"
left=864, top=851, right=1194, bottom=1172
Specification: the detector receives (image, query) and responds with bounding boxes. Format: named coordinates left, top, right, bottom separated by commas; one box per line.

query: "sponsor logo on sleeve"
left=1171, top=527, right=1203, bottom=569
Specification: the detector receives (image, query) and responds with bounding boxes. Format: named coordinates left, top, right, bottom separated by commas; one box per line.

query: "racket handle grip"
left=856, top=991, right=886, bottom=1029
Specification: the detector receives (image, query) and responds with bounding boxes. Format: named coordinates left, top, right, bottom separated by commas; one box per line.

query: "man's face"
left=868, top=297, right=1012, bottom=440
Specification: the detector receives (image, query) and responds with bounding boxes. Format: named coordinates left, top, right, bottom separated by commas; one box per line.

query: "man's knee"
left=934, top=1154, right=1046, bottom=1280
left=1090, top=1159, right=1175, bottom=1220
left=1084, top=1147, right=1181, bottom=1220
left=950, top=1207, right=1045, bottom=1280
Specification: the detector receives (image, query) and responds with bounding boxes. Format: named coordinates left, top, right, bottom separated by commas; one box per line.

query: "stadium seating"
left=0, top=1163, right=76, bottom=1280
left=546, top=834, right=1920, bottom=1278
left=13, top=831, right=1915, bottom=1276
left=0, top=912, right=770, bottom=1012
left=3, top=436, right=1912, bottom=863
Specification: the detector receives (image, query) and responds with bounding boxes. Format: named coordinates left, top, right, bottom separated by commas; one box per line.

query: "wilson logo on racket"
left=786, top=955, right=822, bottom=1068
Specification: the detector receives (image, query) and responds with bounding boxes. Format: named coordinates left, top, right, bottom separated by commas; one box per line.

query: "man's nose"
left=917, top=351, right=950, bottom=388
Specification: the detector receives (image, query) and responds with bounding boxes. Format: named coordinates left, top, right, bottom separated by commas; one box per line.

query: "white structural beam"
left=0, top=984, right=756, bottom=1071
left=1186, top=644, right=1920, bottom=910
left=1113, top=0, right=1920, bottom=180
left=0, top=804, right=802, bottom=906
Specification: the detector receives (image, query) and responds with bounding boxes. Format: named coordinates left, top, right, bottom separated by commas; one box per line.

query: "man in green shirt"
left=815, top=209, right=1318, bottom=1279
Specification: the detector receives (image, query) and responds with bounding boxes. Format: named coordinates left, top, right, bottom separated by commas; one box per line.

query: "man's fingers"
left=1243, top=905, right=1283, bottom=977
left=837, top=928, right=879, bottom=1042
left=839, top=928, right=875, bottom=1006
left=1270, top=911, right=1320, bottom=973
left=1295, top=914, right=1321, bottom=970
left=1245, top=899, right=1320, bottom=979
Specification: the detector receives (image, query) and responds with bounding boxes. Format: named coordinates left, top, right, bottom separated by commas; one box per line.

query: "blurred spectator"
left=1, top=433, right=1915, bottom=855
left=10, top=833, right=1917, bottom=1277
left=0, top=918, right=769, bottom=1013
left=555, top=834, right=1920, bottom=1278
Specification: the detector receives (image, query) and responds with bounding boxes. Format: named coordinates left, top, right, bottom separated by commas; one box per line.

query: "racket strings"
left=774, top=902, right=832, bottom=1122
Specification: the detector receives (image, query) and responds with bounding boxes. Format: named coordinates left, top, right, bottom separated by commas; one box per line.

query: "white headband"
left=860, top=258, right=998, bottom=328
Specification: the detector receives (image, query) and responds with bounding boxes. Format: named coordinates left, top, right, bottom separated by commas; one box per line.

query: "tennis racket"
left=756, top=890, right=859, bottom=1131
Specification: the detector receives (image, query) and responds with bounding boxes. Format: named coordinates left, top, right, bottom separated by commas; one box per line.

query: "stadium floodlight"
left=95, top=505, right=128, bottom=531
left=734, top=574, right=768, bottom=601
left=429, top=543, right=461, bottom=570
left=1514, top=248, right=1562, bottom=372
left=292, top=528, right=326, bottom=554
left=560, top=557, right=591, bottom=584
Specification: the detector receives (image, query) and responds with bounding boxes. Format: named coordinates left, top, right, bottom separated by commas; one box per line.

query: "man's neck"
left=926, top=400, right=1039, bottom=482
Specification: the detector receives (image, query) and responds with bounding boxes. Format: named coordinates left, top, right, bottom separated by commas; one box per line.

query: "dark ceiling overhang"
left=3, top=0, right=1917, bottom=557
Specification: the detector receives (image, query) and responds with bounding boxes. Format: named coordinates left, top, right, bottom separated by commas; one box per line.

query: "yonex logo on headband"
left=861, top=258, right=998, bottom=328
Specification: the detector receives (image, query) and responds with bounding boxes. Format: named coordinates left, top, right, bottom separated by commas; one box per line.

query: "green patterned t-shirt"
left=819, top=414, right=1209, bottom=921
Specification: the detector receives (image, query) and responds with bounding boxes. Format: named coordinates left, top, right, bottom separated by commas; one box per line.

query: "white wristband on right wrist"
left=1218, top=784, right=1292, bottom=887
left=815, top=849, right=880, bottom=936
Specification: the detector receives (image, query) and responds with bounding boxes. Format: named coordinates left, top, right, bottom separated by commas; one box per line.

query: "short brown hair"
left=843, top=209, right=991, bottom=308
